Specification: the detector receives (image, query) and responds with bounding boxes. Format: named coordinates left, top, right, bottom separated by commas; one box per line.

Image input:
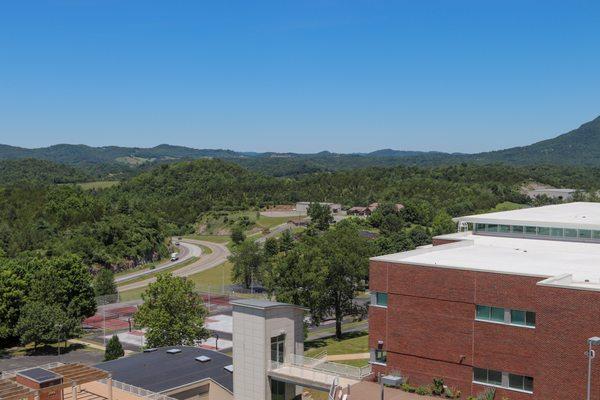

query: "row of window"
left=476, top=305, right=536, bottom=327
left=474, top=223, right=600, bottom=241
left=473, top=367, right=533, bottom=393
left=373, top=292, right=388, bottom=307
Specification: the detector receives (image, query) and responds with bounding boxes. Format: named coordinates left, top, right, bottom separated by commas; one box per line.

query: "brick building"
left=369, top=202, right=600, bottom=399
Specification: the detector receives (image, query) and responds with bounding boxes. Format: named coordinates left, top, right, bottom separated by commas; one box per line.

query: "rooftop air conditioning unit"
left=195, top=356, right=211, bottom=362
left=166, top=349, right=182, bottom=354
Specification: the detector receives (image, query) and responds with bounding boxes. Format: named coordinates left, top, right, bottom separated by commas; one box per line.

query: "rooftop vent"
left=224, top=365, right=233, bottom=373
left=195, top=356, right=211, bottom=362
left=166, top=349, right=182, bottom=354
left=143, top=348, right=157, bottom=353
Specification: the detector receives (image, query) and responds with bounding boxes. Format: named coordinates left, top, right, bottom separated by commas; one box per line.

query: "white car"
left=170, top=252, right=179, bottom=261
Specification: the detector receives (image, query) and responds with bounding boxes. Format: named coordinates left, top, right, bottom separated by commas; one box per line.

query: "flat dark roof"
left=95, top=346, right=232, bottom=393
left=17, top=368, right=62, bottom=383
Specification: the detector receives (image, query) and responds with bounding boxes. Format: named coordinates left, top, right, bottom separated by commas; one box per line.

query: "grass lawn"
left=184, top=234, right=230, bottom=243
left=114, top=257, right=169, bottom=278
left=6, top=342, right=100, bottom=357
left=118, top=286, right=146, bottom=302
left=255, top=215, right=293, bottom=229
left=487, top=201, right=528, bottom=212
left=334, top=359, right=370, bottom=367
left=188, top=261, right=233, bottom=291
left=304, top=331, right=369, bottom=357
left=77, top=181, right=120, bottom=190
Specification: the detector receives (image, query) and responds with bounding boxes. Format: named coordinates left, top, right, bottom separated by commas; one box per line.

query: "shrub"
left=104, top=335, right=124, bottom=361
left=416, top=386, right=431, bottom=395
left=401, top=382, right=416, bottom=393
left=432, top=378, right=445, bottom=395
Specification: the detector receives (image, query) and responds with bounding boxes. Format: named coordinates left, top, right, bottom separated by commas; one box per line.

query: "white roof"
left=372, top=232, right=600, bottom=291
left=454, top=202, right=600, bottom=230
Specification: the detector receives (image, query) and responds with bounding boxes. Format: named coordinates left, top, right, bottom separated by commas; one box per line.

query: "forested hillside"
left=0, top=159, right=91, bottom=184
left=4, top=158, right=600, bottom=271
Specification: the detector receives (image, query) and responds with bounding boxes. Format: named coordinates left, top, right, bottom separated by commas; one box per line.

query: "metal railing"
left=270, top=354, right=372, bottom=380
left=99, top=379, right=177, bottom=400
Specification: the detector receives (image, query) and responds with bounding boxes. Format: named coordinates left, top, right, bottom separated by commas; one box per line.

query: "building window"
left=486, top=224, right=498, bottom=232
left=374, top=292, right=388, bottom=307
left=551, top=227, right=563, bottom=237
left=375, top=350, right=387, bottom=364
left=537, top=226, right=550, bottom=236
left=271, top=334, right=285, bottom=363
left=564, top=228, right=578, bottom=238
left=510, top=310, right=536, bottom=327
left=271, top=379, right=286, bottom=400
left=475, top=223, right=486, bottom=231
left=474, top=368, right=533, bottom=393
left=476, top=305, right=504, bottom=322
left=511, top=225, right=524, bottom=234
left=509, top=374, right=534, bottom=392
left=473, top=367, right=502, bottom=386
left=579, top=229, right=592, bottom=239
left=498, top=225, right=510, bottom=233
left=524, top=226, right=537, bottom=235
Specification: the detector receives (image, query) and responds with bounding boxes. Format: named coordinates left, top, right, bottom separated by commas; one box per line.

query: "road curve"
left=117, top=239, right=230, bottom=293
left=115, top=241, right=200, bottom=284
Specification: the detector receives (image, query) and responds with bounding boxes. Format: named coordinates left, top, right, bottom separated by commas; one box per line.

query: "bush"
left=401, top=382, right=416, bottom=393
left=432, top=378, right=445, bottom=395
left=416, top=386, right=431, bottom=395
left=104, top=335, right=124, bottom=361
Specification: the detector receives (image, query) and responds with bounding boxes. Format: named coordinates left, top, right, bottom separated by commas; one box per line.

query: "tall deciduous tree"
left=94, top=268, right=117, bottom=297
left=229, top=240, right=263, bottom=289
left=15, top=301, right=70, bottom=349
left=0, top=263, right=26, bottom=341
left=134, top=273, right=209, bottom=347
left=308, top=203, right=333, bottom=231
left=268, top=221, right=375, bottom=338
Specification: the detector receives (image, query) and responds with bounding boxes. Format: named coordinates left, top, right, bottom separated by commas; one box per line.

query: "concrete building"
left=369, top=202, right=600, bottom=399
left=295, top=202, right=341, bottom=214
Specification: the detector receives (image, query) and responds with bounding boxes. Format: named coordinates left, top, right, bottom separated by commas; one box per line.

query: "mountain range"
left=1, top=115, right=599, bottom=174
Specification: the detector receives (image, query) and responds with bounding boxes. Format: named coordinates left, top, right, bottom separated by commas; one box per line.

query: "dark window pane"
left=486, top=224, right=498, bottom=232
left=593, top=230, right=600, bottom=240
left=526, top=311, right=536, bottom=327
left=491, top=307, right=505, bottom=322
left=525, top=226, right=537, bottom=235
left=476, top=305, right=490, bottom=320
left=551, top=228, right=563, bottom=237
left=537, top=227, right=550, bottom=236
left=579, top=229, right=592, bottom=239
left=565, top=228, right=577, bottom=238
left=524, top=376, right=534, bottom=392
left=512, top=226, right=524, bottom=234
left=499, top=225, right=510, bottom=233
left=376, top=292, right=388, bottom=306
left=473, top=368, right=487, bottom=383
left=509, top=374, right=523, bottom=389
left=488, top=369, right=502, bottom=385
left=475, top=224, right=486, bottom=231
left=511, top=310, right=526, bottom=325
left=375, top=350, right=387, bottom=363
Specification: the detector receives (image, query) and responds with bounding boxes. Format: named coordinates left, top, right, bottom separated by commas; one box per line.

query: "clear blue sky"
left=1, top=1, right=599, bottom=153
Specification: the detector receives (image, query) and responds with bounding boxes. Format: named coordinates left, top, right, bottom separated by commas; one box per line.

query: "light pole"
left=586, top=336, right=600, bottom=400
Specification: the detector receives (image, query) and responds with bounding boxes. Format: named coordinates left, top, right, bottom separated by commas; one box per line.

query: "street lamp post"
left=586, top=336, right=600, bottom=400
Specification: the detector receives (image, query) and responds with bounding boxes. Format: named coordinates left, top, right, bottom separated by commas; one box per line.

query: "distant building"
left=347, top=202, right=404, bottom=216
left=369, top=202, right=600, bottom=399
left=295, top=202, right=341, bottom=214
left=525, top=188, right=576, bottom=201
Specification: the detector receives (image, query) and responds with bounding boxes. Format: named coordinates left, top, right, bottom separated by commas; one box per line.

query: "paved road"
left=255, top=222, right=293, bottom=244
left=117, top=239, right=230, bottom=292
left=115, top=241, right=201, bottom=284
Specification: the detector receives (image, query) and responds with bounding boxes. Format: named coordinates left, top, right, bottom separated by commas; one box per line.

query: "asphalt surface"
left=254, top=222, right=293, bottom=244
left=115, top=241, right=200, bottom=284
left=117, top=239, right=230, bottom=292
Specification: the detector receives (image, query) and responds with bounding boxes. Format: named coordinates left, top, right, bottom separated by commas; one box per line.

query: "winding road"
left=117, top=239, right=231, bottom=292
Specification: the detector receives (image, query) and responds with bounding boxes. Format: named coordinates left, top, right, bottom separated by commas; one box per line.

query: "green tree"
left=431, top=211, right=457, bottom=236
left=94, top=268, right=117, bottom=297
left=229, top=241, right=263, bottom=289
left=409, top=226, right=431, bottom=247
left=15, top=301, right=70, bottom=349
left=263, top=237, right=279, bottom=259
left=230, top=227, right=246, bottom=245
left=0, top=263, right=26, bottom=341
left=269, top=222, right=375, bottom=338
left=308, top=203, right=333, bottom=231
left=279, top=229, right=295, bottom=252
left=28, top=255, right=97, bottom=323
left=134, top=273, right=209, bottom=347
left=104, top=335, right=125, bottom=361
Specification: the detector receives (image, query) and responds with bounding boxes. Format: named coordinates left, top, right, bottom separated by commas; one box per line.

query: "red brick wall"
left=369, top=260, right=600, bottom=400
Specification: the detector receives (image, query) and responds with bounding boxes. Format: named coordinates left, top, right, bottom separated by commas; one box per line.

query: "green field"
left=255, top=215, right=293, bottom=229
left=77, top=181, right=120, bottom=190
left=304, top=331, right=369, bottom=357
left=188, top=261, right=233, bottom=290
left=334, top=359, right=370, bottom=367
